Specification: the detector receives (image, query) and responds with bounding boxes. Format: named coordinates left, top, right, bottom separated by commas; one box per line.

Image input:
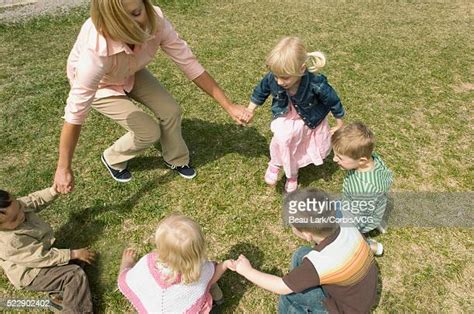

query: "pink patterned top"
left=118, top=252, right=214, bottom=314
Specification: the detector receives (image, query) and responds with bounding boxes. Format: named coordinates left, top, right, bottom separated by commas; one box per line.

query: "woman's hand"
left=54, top=122, right=82, bottom=194
left=54, top=167, right=74, bottom=194
left=227, top=104, right=252, bottom=125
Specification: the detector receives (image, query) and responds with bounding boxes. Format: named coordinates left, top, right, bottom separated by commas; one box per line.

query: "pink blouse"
left=65, top=6, right=205, bottom=125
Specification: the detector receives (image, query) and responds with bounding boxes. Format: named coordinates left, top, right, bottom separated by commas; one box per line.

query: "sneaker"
left=367, top=239, right=384, bottom=256
left=101, top=154, right=132, bottom=183
left=284, top=177, right=298, bottom=193
left=264, top=164, right=280, bottom=185
left=210, top=283, right=224, bottom=305
left=164, top=161, right=196, bottom=179
left=376, top=225, right=387, bottom=234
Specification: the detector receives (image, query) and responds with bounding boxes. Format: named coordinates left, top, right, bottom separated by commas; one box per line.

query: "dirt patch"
left=452, top=82, right=474, bottom=93
left=0, top=0, right=87, bottom=22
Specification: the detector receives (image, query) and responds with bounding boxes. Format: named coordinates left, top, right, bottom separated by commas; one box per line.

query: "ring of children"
left=1, top=0, right=472, bottom=313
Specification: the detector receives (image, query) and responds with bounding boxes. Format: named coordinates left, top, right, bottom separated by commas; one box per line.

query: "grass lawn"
left=0, top=0, right=472, bottom=312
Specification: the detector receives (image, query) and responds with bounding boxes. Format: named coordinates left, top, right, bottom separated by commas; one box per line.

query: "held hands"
left=227, top=104, right=252, bottom=125
left=54, top=167, right=74, bottom=194
left=227, top=254, right=253, bottom=275
left=71, top=248, right=96, bottom=264
left=330, top=118, right=344, bottom=135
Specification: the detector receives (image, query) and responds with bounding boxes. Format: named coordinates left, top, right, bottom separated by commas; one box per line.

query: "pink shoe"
left=264, top=165, right=280, bottom=185
left=285, top=177, right=298, bottom=193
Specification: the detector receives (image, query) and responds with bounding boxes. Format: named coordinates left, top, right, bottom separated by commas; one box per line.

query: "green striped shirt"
left=342, top=153, right=393, bottom=233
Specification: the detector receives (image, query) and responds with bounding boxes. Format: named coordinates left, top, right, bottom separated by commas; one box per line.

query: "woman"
left=54, top=0, right=250, bottom=192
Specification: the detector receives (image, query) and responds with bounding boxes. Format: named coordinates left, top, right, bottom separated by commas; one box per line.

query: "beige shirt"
left=0, top=188, right=70, bottom=289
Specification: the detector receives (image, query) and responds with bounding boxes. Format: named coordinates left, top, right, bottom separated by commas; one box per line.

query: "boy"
left=331, top=122, right=393, bottom=255
left=0, top=187, right=95, bottom=312
left=231, top=189, right=378, bottom=313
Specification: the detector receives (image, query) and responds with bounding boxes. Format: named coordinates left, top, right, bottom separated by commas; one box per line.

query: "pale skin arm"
left=54, top=122, right=82, bottom=194
left=233, top=254, right=293, bottom=295
left=193, top=71, right=251, bottom=124
left=330, top=118, right=344, bottom=135
left=245, top=101, right=259, bottom=123
left=209, top=259, right=235, bottom=286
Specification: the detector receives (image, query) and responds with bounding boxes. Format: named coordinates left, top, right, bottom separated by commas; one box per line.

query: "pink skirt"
left=269, top=104, right=331, bottom=178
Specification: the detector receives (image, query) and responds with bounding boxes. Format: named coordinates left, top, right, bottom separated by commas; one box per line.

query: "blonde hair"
left=154, top=214, right=207, bottom=284
left=331, top=122, right=375, bottom=159
left=266, top=37, right=326, bottom=77
left=90, top=0, right=159, bottom=45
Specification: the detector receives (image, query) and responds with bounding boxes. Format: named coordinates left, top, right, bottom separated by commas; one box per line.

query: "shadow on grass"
left=213, top=242, right=282, bottom=313
left=132, top=118, right=269, bottom=172
left=53, top=178, right=167, bottom=311
left=373, top=260, right=383, bottom=311
left=274, top=151, right=339, bottom=194
left=133, top=118, right=338, bottom=190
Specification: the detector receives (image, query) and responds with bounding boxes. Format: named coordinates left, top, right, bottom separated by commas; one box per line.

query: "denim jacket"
left=250, top=71, right=345, bottom=129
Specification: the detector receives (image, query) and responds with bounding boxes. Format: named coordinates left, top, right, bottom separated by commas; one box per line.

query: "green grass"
left=1, top=0, right=473, bottom=312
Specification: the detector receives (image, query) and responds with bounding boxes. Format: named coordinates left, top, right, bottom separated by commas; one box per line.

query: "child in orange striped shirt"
left=229, top=188, right=378, bottom=313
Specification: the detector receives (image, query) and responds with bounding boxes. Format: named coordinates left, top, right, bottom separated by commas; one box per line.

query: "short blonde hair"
left=331, top=122, right=375, bottom=159
left=90, top=0, right=159, bottom=45
left=266, top=36, right=326, bottom=77
left=154, top=214, right=207, bottom=284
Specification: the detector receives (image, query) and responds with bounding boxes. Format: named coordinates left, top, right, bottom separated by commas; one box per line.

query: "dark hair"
left=282, top=188, right=338, bottom=237
left=0, top=189, right=12, bottom=214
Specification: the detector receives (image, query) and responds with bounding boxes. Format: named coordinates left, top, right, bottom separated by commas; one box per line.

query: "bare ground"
left=0, top=0, right=87, bottom=22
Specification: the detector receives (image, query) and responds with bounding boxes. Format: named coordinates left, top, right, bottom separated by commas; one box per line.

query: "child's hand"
left=49, top=184, right=59, bottom=196
left=235, top=254, right=253, bottom=274
left=243, top=109, right=255, bottom=124
left=330, top=126, right=339, bottom=135
left=227, top=104, right=251, bottom=125
left=71, top=248, right=96, bottom=264
left=224, top=259, right=237, bottom=271
left=120, top=248, right=137, bottom=271
left=330, top=118, right=344, bottom=135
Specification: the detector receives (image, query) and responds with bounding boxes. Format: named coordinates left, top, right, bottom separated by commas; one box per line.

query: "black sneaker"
left=164, top=161, right=196, bottom=179
left=101, top=154, right=132, bottom=182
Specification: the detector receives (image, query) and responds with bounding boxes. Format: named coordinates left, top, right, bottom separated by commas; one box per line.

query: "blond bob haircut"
left=91, top=0, right=159, bottom=45
left=266, top=36, right=326, bottom=77
left=154, top=214, right=207, bottom=284
left=331, top=122, right=375, bottom=160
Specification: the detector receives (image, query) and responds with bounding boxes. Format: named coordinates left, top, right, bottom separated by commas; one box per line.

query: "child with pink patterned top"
left=247, top=37, right=345, bottom=192
left=117, top=214, right=234, bottom=314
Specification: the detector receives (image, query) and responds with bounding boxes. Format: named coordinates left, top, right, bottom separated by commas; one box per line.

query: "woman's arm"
left=193, top=71, right=251, bottom=124
left=54, top=122, right=82, bottom=194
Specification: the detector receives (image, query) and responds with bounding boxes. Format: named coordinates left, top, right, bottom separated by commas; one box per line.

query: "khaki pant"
left=93, top=69, right=189, bottom=170
left=26, top=264, right=93, bottom=313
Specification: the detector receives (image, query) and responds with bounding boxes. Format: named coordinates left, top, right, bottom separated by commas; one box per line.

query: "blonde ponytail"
left=306, top=51, right=326, bottom=73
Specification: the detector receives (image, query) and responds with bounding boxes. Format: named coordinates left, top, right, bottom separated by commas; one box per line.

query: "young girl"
left=247, top=37, right=345, bottom=192
left=118, top=214, right=234, bottom=313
